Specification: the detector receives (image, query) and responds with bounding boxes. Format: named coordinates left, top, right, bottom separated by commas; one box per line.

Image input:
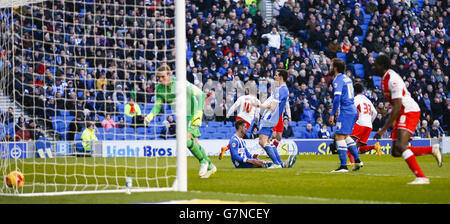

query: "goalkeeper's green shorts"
left=187, top=116, right=201, bottom=138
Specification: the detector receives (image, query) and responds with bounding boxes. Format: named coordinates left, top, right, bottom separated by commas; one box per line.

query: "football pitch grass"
left=1, top=154, right=449, bottom=204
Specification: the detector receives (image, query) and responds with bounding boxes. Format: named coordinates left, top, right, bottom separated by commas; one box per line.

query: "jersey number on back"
left=242, top=102, right=253, bottom=113
left=347, top=84, right=354, bottom=99
left=362, top=103, right=371, bottom=115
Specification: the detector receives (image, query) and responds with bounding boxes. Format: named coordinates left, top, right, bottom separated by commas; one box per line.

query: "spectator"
left=341, top=36, right=352, bottom=53
left=318, top=124, right=331, bottom=139
left=2, top=134, right=14, bottom=142
left=272, top=0, right=282, bottom=18
left=261, top=27, right=281, bottom=52
left=328, top=39, right=342, bottom=58
left=68, top=113, right=85, bottom=141
left=14, top=123, right=31, bottom=142
left=1, top=107, right=14, bottom=125
left=300, top=103, right=315, bottom=124
left=81, top=121, right=98, bottom=152
left=116, top=117, right=127, bottom=129
left=101, top=114, right=115, bottom=131
left=112, top=85, right=126, bottom=108
left=250, top=125, right=259, bottom=139
left=419, top=127, right=430, bottom=138
left=124, top=97, right=143, bottom=128
left=303, top=123, right=318, bottom=139
left=430, top=120, right=445, bottom=138
left=160, top=115, right=176, bottom=139
left=372, top=113, right=385, bottom=132
left=45, top=97, right=56, bottom=130
left=282, top=118, right=294, bottom=138
left=365, top=0, right=378, bottom=14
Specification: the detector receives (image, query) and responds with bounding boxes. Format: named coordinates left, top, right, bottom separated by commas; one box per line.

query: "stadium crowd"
left=2, top=0, right=450, bottom=142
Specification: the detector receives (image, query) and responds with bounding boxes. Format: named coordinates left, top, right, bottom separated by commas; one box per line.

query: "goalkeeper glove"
left=144, top=114, right=154, bottom=126
left=191, top=111, right=203, bottom=127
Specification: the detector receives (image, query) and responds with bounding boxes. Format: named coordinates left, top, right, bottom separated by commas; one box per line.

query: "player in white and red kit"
left=218, top=90, right=260, bottom=160
left=373, top=54, right=442, bottom=185
left=347, top=82, right=381, bottom=165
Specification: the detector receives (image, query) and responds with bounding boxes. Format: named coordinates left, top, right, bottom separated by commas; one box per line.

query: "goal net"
left=0, top=0, right=187, bottom=196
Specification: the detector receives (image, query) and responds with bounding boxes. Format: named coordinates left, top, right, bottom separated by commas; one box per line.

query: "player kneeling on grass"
left=144, top=64, right=216, bottom=178
left=230, top=120, right=296, bottom=168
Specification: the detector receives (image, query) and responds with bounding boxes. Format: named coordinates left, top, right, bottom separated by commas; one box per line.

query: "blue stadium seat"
left=97, top=127, right=105, bottom=133
left=125, top=127, right=135, bottom=134
left=114, top=128, right=125, bottom=135
left=187, top=51, right=193, bottom=61
left=354, top=64, right=365, bottom=78
left=298, top=121, right=308, bottom=127
left=373, top=76, right=382, bottom=89
left=337, top=52, right=346, bottom=63
left=208, top=121, right=221, bottom=127
left=144, top=105, right=153, bottom=114
left=96, top=133, right=104, bottom=140
left=206, top=127, right=217, bottom=133
left=117, top=104, right=125, bottom=113
left=361, top=24, right=368, bottom=32
left=294, top=131, right=303, bottom=138
left=364, top=14, right=372, bottom=23
left=135, top=135, right=145, bottom=140
left=354, top=35, right=364, bottom=44
left=75, top=143, right=84, bottom=152
left=136, top=127, right=146, bottom=135
left=115, top=134, right=125, bottom=140
left=146, top=128, right=156, bottom=136
left=214, top=133, right=226, bottom=139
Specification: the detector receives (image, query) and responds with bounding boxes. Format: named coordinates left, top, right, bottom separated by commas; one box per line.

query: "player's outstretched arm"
left=226, top=97, right=241, bottom=118
left=144, top=97, right=163, bottom=125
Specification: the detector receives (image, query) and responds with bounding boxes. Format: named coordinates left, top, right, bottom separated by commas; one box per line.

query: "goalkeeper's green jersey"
left=148, top=77, right=205, bottom=120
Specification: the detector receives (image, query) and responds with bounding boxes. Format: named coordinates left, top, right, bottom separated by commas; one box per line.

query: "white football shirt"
left=354, top=94, right=377, bottom=128
left=226, top=95, right=261, bottom=124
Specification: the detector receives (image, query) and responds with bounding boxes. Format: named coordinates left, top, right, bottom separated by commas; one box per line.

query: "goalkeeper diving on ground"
left=144, top=64, right=216, bottom=178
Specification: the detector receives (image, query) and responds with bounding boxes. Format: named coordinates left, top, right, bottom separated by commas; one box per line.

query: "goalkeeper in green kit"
left=144, top=64, right=217, bottom=178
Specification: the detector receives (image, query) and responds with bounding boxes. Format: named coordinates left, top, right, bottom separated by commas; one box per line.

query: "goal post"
left=0, top=0, right=187, bottom=196
left=174, top=0, right=187, bottom=193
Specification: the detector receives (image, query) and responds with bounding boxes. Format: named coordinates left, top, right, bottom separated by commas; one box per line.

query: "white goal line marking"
left=296, top=171, right=444, bottom=178
left=189, top=190, right=402, bottom=204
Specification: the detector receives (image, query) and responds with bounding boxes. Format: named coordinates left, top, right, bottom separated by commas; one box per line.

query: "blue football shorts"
left=335, top=112, right=357, bottom=135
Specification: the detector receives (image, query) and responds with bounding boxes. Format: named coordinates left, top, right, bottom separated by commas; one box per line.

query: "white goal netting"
left=0, top=0, right=187, bottom=196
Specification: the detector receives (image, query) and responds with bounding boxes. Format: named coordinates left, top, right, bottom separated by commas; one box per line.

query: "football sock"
left=336, top=140, right=348, bottom=166
left=408, top=146, right=432, bottom=156
left=402, top=149, right=426, bottom=178
left=272, top=145, right=284, bottom=166
left=198, top=144, right=213, bottom=170
left=359, top=145, right=374, bottom=153
left=264, top=144, right=281, bottom=166
left=347, top=151, right=355, bottom=164
left=187, top=138, right=208, bottom=165
left=273, top=139, right=279, bottom=147
left=221, top=144, right=230, bottom=152
left=345, top=136, right=360, bottom=163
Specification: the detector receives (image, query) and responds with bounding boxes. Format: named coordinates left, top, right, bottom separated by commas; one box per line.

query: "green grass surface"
left=1, top=154, right=449, bottom=204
